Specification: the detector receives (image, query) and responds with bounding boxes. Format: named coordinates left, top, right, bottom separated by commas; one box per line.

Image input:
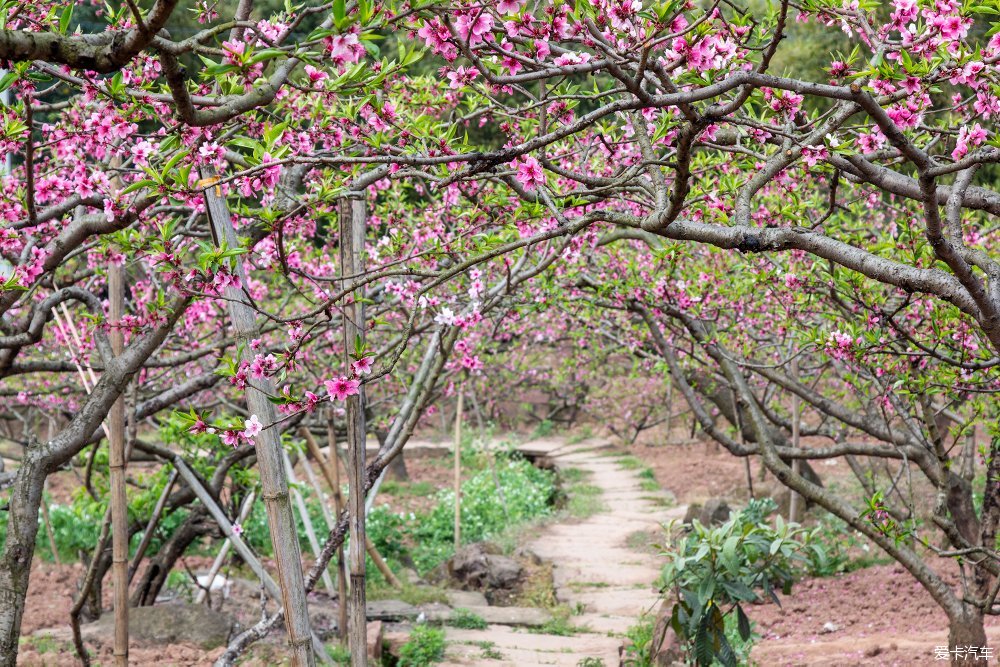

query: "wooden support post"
left=108, top=260, right=128, bottom=667
left=789, top=358, right=802, bottom=523
left=194, top=491, right=256, bottom=605
left=453, top=388, right=463, bottom=552
left=339, top=195, right=368, bottom=667
left=172, top=458, right=328, bottom=662
left=201, top=174, right=315, bottom=667
left=282, top=448, right=337, bottom=595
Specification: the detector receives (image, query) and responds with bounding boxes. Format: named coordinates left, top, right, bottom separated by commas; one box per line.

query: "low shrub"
left=659, top=503, right=811, bottom=666
left=397, top=625, right=446, bottom=666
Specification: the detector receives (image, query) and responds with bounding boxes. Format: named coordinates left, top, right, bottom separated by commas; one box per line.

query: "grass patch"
left=567, top=581, right=611, bottom=592
left=398, top=625, right=446, bottom=666
left=516, top=561, right=559, bottom=608
left=560, top=467, right=588, bottom=483
left=566, top=484, right=606, bottom=518
left=537, top=605, right=589, bottom=636
left=19, top=636, right=68, bottom=655
left=639, top=478, right=660, bottom=492
left=553, top=466, right=607, bottom=519
left=382, top=480, right=436, bottom=497
left=470, top=640, right=504, bottom=660
left=448, top=608, right=488, bottom=630
left=326, top=644, right=351, bottom=665
left=369, top=580, right=448, bottom=606
left=615, top=455, right=647, bottom=470
left=625, top=529, right=662, bottom=554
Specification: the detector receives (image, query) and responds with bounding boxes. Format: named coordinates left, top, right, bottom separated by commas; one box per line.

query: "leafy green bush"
left=397, top=625, right=446, bottom=666
left=660, top=504, right=811, bottom=666
left=367, top=452, right=556, bottom=572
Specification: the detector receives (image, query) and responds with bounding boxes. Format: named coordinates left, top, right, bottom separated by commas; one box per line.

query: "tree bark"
left=0, top=449, right=46, bottom=666
left=947, top=607, right=988, bottom=667
left=131, top=508, right=214, bottom=607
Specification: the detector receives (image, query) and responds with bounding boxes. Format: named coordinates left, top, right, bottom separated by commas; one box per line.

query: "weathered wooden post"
left=200, top=174, right=316, bottom=666
left=108, top=259, right=128, bottom=667
left=339, top=193, right=368, bottom=667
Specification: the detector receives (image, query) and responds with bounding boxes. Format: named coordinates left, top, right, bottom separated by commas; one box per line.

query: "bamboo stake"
left=171, top=457, right=329, bottom=662
left=789, top=358, right=802, bottom=523
left=194, top=491, right=256, bottom=605
left=128, top=469, right=178, bottom=584
left=108, top=260, right=128, bottom=667
left=282, top=448, right=337, bottom=595
left=303, top=421, right=348, bottom=641
left=201, top=174, right=316, bottom=667
left=340, top=194, right=368, bottom=667
left=40, top=479, right=59, bottom=565
left=453, top=388, right=463, bottom=552
left=300, top=441, right=401, bottom=589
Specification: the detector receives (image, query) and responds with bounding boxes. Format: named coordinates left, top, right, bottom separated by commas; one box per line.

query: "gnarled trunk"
left=0, top=450, right=46, bottom=666
left=948, top=606, right=987, bottom=667
left=131, top=508, right=214, bottom=607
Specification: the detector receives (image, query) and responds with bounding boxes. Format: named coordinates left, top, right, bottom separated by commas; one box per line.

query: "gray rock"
left=435, top=542, right=524, bottom=593
left=84, top=603, right=233, bottom=649
left=513, top=546, right=543, bottom=565
left=445, top=589, right=489, bottom=608
left=701, top=498, right=731, bottom=525
left=682, top=503, right=702, bottom=525
left=683, top=499, right=731, bottom=526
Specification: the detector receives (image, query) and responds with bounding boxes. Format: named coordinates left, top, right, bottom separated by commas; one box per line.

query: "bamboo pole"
left=40, top=479, right=59, bottom=565
left=201, top=174, right=316, bottom=667
left=303, top=421, right=348, bottom=641
left=453, top=388, right=463, bottom=552
left=170, top=457, right=329, bottom=662
left=340, top=194, right=368, bottom=667
left=194, top=491, right=256, bottom=605
left=282, top=448, right=337, bottom=595
left=789, top=358, right=802, bottom=523
left=299, top=438, right=401, bottom=589
left=108, top=260, right=128, bottom=667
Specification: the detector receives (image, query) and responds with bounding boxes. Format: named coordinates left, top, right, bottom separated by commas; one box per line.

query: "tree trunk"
left=948, top=607, right=987, bottom=666
left=0, top=451, right=46, bottom=666
left=131, top=508, right=214, bottom=607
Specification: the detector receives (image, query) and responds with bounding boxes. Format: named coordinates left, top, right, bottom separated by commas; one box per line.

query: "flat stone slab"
left=422, top=605, right=552, bottom=627
left=366, top=599, right=420, bottom=621
left=471, top=606, right=551, bottom=627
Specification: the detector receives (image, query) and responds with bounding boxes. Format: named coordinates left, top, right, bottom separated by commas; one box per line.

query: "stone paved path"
left=440, top=438, right=687, bottom=666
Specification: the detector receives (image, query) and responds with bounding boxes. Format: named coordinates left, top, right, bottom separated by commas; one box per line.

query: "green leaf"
left=59, top=4, right=73, bottom=33
left=333, top=0, right=346, bottom=23
left=736, top=604, right=752, bottom=641
left=120, top=179, right=158, bottom=195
